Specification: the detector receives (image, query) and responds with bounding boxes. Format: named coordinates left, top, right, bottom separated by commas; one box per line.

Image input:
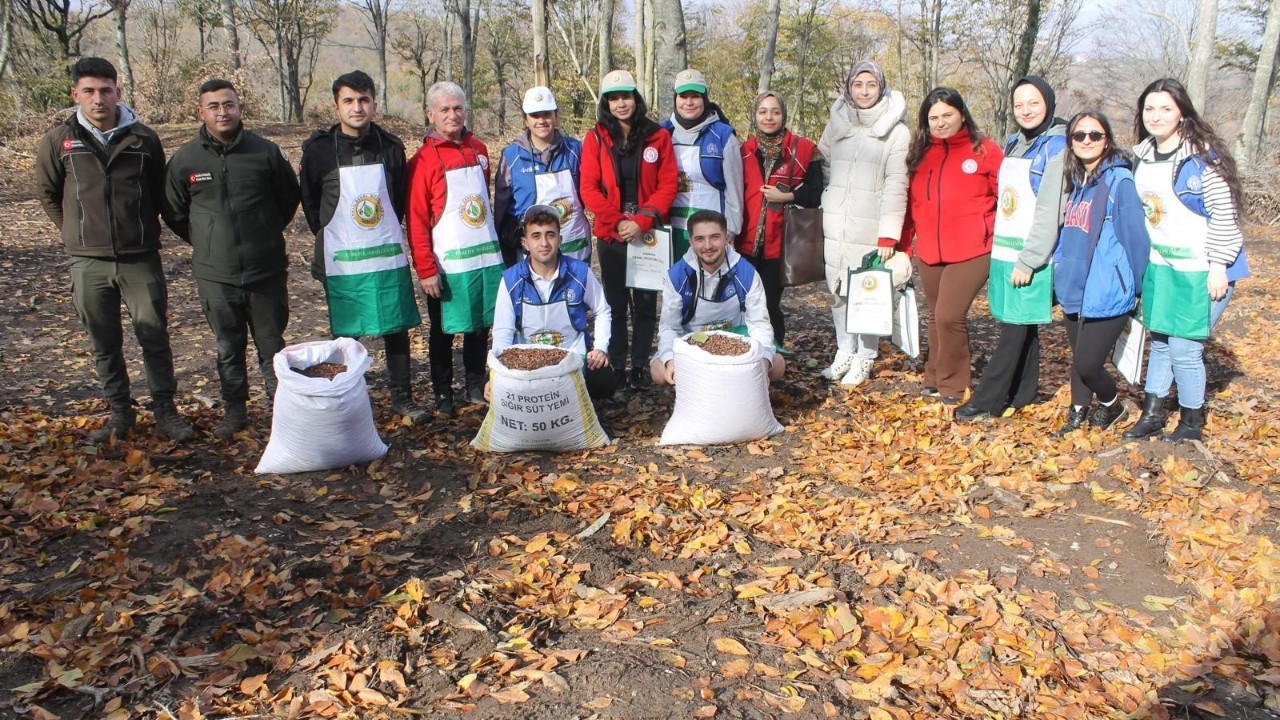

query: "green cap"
left=673, top=68, right=707, bottom=94
left=601, top=70, right=637, bottom=95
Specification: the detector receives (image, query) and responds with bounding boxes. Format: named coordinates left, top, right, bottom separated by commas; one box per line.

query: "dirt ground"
left=1, top=121, right=1279, bottom=720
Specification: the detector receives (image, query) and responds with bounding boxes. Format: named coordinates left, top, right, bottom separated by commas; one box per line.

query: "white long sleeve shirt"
left=656, top=246, right=775, bottom=364
left=492, top=260, right=611, bottom=356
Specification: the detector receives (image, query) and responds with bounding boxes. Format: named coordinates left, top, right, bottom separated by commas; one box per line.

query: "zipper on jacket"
left=220, top=149, right=244, bottom=274
left=935, top=142, right=948, bottom=260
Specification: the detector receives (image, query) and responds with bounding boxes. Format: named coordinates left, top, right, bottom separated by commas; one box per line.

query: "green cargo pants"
left=196, top=274, right=289, bottom=402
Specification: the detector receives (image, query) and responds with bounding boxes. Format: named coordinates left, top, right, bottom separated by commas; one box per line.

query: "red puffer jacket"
left=902, top=129, right=1003, bottom=265
left=406, top=128, right=491, bottom=279
left=579, top=123, right=678, bottom=241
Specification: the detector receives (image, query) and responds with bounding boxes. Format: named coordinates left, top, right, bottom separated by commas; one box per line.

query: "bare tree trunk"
left=757, top=0, right=779, bottom=93
left=790, top=0, right=820, bottom=129
left=895, top=0, right=904, bottom=89
left=1187, top=0, right=1219, bottom=108
left=444, top=11, right=453, bottom=81
left=197, top=15, right=206, bottom=55
left=643, top=0, right=657, bottom=101
left=633, top=0, right=645, bottom=94
left=598, top=0, right=613, bottom=83
left=0, top=0, right=13, bottom=81
left=651, top=0, right=685, bottom=118
left=221, top=0, right=240, bottom=70
left=532, top=0, right=548, bottom=85
left=1236, top=0, right=1280, bottom=167
left=112, top=0, right=135, bottom=104
left=1011, top=0, right=1041, bottom=84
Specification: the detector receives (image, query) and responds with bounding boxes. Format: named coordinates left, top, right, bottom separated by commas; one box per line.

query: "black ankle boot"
left=1123, top=393, right=1167, bottom=439
left=1090, top=399, right=1129, bottom=431
left=1054, top=405, right=1089, bottom=437
left=1164, top=406, right=1205, bottom=442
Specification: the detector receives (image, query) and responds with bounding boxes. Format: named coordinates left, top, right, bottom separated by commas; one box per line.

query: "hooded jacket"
left=1053, top=155, right=1150, bottom=318
left=662, top=112, right=745, bottom=234
left=164, top=125, right=301, bottom=286
left=299, top=122, right=408, bottom=280
left=818, top=90, right=910, bottom=292
left=903, top=128, right=1004, bottom=265
left=405, top=128, right=492, bottom=279
left=493, top=130, right=584, bottom=250
left=579, top=122, right=678, bottom=241
left=36, top=107, right=167, bottom=259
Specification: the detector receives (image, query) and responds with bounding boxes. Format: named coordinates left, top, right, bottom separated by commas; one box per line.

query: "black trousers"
left=584, top=365, right=619, bottom=400
left=595, top=237, right=657, bottom=372
left=742, top=253, right=786, bottom=345
left=196, top=274, right=289, bottom=402
left=425, top=296, right=487, bottom=395
left=967, top=322, right=1040, bottom=412
left=1063, top=313, right=1129, bottom=407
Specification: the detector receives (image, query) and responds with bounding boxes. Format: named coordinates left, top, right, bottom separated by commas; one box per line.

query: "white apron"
left=434, top=161, right=504, bottom=334
left=533, top=167, right=591, bottom=261
left=518, top=290, right=587, bottom=356
left=989, top=156, right=1053, bottom=325
left=322, top=154, right=420, bottom=337
left=670, top=142, right=725, bottom=259
left=1134, top=158, right=1211, bottom=339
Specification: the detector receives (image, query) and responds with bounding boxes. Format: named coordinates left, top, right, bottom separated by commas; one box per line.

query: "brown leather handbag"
left=781, top=205, right=825, bottom=287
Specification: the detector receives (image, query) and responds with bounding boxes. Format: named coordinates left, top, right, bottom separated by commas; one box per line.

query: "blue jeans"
left=1144, top=283, right=1234, bottom=409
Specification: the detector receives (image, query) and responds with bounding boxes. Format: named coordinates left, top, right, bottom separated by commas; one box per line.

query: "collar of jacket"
left=515, top=128, right=564, bottom=154
left=829, top=90, right=907, bottom=140
left=200, top=123, right=245, bottom=152
left=424, top=127, right=473, bottom=146
left=932, top=127, right=975, bottom=149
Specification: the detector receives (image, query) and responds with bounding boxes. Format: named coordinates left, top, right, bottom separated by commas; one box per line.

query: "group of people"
left=38, top=55, right=1246, bottom=446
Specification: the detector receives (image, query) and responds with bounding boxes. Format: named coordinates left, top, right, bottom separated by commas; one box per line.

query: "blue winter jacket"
left=502, top=254, right=593, bottom=345
left=494, top=132, right=584, bottom=243
left=667, top=249, right=756, bottom=326
left=1004, top=127, right=1067, bottom=195
left=660, top=118, right=735, bottom=190
left=1054, top=156, right=1151, bottom=319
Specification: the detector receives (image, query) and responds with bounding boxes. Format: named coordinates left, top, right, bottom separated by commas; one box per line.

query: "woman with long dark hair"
left=736, top=91, right=824, bottom=345
left=902, top=87, right=1003, bottom=404
left=579, top=70, right=679, bottom=392
left=1051, top=112, right=1150, bottom=436
left=955, top=77, right=1067, bottom=421
left=1124, top=78, right=1249, bottom=442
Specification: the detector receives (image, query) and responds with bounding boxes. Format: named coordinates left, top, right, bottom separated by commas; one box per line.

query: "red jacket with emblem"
left=579, top=123, right=678, bottom=241
left=407, top=128, right=491, bottom=279
left=736, top=130, right=820, bottom=261
left=902, top=129, right=1003, bottom=265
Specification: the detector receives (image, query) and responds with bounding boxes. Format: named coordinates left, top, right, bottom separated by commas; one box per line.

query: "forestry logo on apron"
left=550, top=198, right=572, bottom=221
left=999, top=186, right=1018, bottom=218
left=530, top=330, right=565, bottom=346
left=461, top=193, right=488, bottom=228
left=351, top=193, right=383, bottom=229
left=677, top=171, right=692, bottom=193
left=1141, top=192, right=1165, bottom=227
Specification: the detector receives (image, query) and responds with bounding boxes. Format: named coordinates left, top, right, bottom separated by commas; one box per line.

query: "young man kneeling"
left=491, top=205, right=618, bottom=398
left=651, top=209, right=786, bottom=386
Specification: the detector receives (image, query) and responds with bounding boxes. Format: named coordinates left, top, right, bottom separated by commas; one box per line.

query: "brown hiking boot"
left=91, top=406, right=136, bottom=443
left=153, top=401, right=194, bottom=442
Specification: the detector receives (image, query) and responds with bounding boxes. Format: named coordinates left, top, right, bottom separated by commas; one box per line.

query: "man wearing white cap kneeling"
left=493, top=86, right=592, bottom=267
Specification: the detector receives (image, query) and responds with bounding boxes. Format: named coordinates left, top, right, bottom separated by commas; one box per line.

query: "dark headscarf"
left=673, top=89, right=726, bottom=131
left=843, top=60, right=887, bottom=106
left=1012, top=75, right=1057, bottom=139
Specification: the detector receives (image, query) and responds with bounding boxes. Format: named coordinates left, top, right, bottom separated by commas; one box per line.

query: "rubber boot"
left=215, top=400, right=248, bottom=439
left=1053, top=405, right=1089, bottom=437
left=92, top=404, right=136, bottom=442
left=387, top=350, right=429, bottom=424
left=153, top=399, right=194, bottom=441
left=1123, top=393, right=1167, bottom=439
left=1164, top=406, right=1205, bottom=443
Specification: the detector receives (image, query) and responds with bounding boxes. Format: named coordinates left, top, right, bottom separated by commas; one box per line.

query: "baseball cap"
left=522, top=204, right=561, bottom=227
left=601, top=70, right=637, bottom=95
left=674, top=68, right=707, bottom=94
left=522, top=86, right=557, bottom=114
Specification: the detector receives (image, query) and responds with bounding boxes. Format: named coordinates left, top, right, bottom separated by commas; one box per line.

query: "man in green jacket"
left=164, top=79, right=301, bottom=438
left=35, top=57, right=193, bottom=443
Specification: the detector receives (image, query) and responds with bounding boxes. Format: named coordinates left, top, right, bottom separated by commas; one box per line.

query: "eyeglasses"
left=1071, top=131, right=1105, bottom=143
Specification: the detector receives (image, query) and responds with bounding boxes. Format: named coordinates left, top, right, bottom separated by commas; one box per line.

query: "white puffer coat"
left=817, top=90, right=910, bottom=295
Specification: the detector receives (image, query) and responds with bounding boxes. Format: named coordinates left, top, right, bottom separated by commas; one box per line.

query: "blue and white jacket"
left=492, top=130, right=583, bottom=246
left=656, top=245, right=774, bottom=363
left=492, top=254, right=609, bottom=355
left=1054, top=156, right=1151, bottom=319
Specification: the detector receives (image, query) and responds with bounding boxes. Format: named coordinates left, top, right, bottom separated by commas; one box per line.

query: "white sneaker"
left=840, top=357, right=876, bottom=387
left=820, top=350, right=855, bottom=380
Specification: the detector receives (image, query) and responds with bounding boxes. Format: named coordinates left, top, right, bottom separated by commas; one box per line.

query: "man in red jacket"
left=407, top=81, right=503, bottom=415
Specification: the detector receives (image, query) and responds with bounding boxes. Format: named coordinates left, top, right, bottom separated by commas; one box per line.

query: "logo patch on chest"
left=999, top=187, right=1018, bottom=218
left=188, top=172, right=214, bottom=185
left=61, top=139, right=86, bottom=151
left=961, top=159, right=979, bottom=174
left=352, top=194, right=383, bottom=228
left=643, top=147, right=659, bottom=164
left=461, top=194, right=488, bottom=228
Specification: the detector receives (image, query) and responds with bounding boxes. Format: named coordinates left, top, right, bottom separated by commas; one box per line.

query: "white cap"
left=522, top=86, right=557, bottom=114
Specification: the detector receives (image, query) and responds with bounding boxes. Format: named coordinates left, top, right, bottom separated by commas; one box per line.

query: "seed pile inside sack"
left=499, top=347, right=569, bottom=370
left=291, top=362, right=348, bottom=379
left=689, top=333, right=749, bottom=356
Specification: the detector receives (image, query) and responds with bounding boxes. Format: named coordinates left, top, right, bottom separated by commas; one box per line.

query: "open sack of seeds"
left=660, top=331, right=783, bottom=446
left=472, top=345, right=610, bottom=453
left=256, top=337, right=388, bottom=474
